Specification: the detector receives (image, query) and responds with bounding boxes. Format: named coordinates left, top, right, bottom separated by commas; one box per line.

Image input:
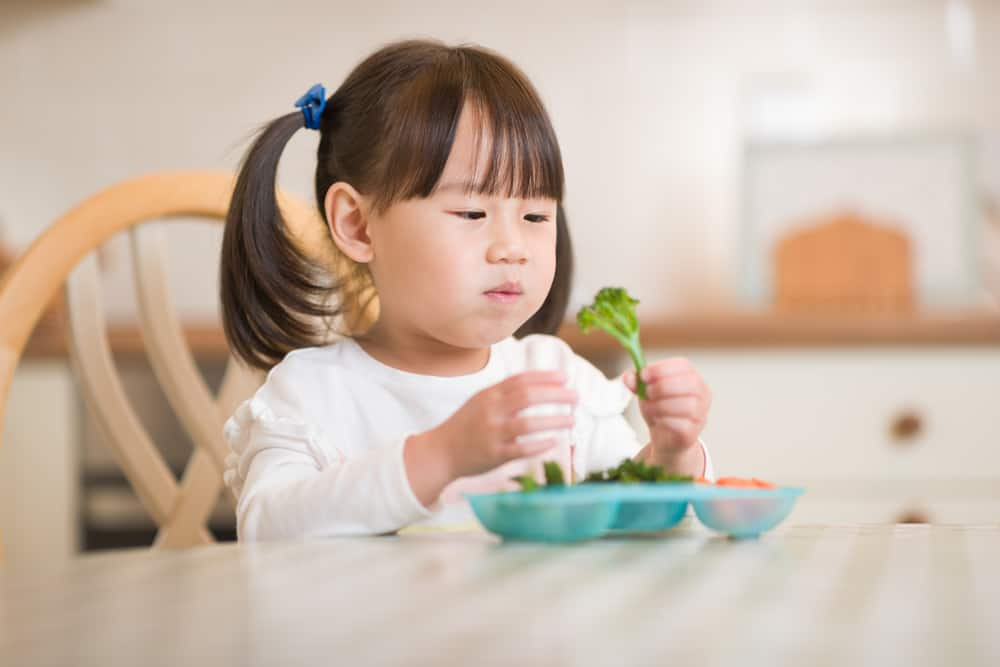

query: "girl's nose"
left=486, top=222, right=528, bottom=264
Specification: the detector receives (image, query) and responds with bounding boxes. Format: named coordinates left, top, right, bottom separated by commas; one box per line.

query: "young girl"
left=220, top=39, right=715, bottom=541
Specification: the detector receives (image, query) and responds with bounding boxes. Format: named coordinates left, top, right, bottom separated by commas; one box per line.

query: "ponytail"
left=220, top=112, right=342, bottom=369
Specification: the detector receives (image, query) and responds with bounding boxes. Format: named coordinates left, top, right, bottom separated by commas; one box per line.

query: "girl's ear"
left=324, top=182, right=374, bottom=263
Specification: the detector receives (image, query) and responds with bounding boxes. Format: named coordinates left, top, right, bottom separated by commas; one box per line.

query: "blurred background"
left=2, top=0, right=999, bottom=569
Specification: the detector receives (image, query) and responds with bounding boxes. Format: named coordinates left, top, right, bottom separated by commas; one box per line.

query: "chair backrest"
left=773, top=211, right=914, bottom=313
left=0, top=171, right=350, bottom=558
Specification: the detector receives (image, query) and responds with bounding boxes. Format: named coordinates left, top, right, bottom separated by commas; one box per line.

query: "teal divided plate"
left=466, top=486, right=619, bottom=543
left=467, top=484, right=804, bottom=542
left=689, top=486, right=805, bottom=539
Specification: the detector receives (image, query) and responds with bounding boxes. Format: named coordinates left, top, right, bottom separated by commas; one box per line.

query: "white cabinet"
left=0, top=361, right=79, bottom=570
left=623, top=346, right=1000, bottom=524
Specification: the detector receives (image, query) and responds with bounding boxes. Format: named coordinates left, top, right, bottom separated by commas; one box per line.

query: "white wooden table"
left=2, top=522, right=998, bottom=666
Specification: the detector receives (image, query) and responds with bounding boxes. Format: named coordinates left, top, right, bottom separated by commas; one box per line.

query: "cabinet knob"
left=896, top=508, right=931, bottom=524
left=890, top=410, right=923, bottom=444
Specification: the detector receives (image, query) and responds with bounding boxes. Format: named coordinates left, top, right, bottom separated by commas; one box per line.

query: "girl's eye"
left=450, top=211, right=551, bottom=223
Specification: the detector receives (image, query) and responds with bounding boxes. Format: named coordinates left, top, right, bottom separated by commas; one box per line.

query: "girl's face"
left=365, top=106, right=558, bottom=350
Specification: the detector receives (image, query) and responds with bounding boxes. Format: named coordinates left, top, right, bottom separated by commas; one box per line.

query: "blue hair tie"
left=295, top=83, right=327, bottom=130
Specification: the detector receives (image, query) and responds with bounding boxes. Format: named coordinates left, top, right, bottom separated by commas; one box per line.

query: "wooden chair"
left=0, top=171, right=357, bottom=560
left=773, top=210, right=914, bottom=313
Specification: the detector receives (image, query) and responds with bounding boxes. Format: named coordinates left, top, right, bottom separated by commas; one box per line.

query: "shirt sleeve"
left=223, top=359, right=433, bottom=541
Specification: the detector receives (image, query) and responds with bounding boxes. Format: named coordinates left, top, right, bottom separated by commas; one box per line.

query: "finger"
left=640, top=358, right=694, bottom=382
left=649, top=415, right=698, bottom=440
left=507, top=386, right=579, bottom=415
left=644, top=374, right=701, bottom=400
left=622, top=370, right=637, bottom=393
left=642, top=396, right=702, bottom=420
left=500, top=370, right=567, bottom=392
left=506, top=436, right=560, bottom=459
left=504, top=414, right=575, bottom=441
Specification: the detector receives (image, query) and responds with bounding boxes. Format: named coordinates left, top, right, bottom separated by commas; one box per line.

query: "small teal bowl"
left=467, top=487, right=619, bottom=543
left=611, top=500, right=687, bottom=533
left=690, top=486, right=804, bottom=538
left=598, top=483, right=693, bottom=533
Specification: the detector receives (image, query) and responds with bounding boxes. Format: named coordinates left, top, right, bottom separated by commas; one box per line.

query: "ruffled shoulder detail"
left=222, top=396, right=339, bottom=497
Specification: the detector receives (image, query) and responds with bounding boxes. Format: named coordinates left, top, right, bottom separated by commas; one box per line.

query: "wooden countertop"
left=2, top=524, right=999, bottom=665
left=19, top=310, right=1000, bottom=361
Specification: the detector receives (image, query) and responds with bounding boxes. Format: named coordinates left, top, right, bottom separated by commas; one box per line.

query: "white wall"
left=2, top=0, right=999, bottom=321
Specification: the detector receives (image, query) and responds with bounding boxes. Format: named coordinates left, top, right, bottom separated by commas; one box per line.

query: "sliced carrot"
left=715, top=477, right=757, bottom=488
left=714, top=476, right=777, bottom=488
left=694, top=477, right=712, bottom=485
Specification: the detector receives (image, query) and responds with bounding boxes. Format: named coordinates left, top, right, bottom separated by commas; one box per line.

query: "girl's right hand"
left=404, top=371, right=578, bottom=506
left=440, top=370, right=578, bottom=477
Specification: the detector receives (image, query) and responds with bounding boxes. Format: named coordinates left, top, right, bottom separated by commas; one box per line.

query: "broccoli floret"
left=543, top=461, right=566, bottom=486
left=582, top=458, right=693, bottom=484
left=511, top=461, right=567, bottom=491
left=511, top=475, right=539, bottom=492
left=576, top=287, right=648, bottom=399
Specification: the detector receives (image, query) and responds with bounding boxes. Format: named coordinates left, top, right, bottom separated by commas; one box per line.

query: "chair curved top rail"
left=0, top=170, right=330, bottom=434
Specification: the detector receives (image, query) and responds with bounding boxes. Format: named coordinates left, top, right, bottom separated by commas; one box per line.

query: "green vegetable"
left=543, top=461, right=566, bottom=486
left=511, top=461, right=567, bottom=492
left=511, top=475, right=539, bottom=492
left=576, top=287, right=647, bottom=399
left=582, top=458, right=693, bottom=484
left=512, top=458, right=692, bottom=491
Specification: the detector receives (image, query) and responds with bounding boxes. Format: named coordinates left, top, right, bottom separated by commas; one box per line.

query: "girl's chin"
left=456, top=324, right=524, bottom=347
left=441, top=307, right=536, bottom=346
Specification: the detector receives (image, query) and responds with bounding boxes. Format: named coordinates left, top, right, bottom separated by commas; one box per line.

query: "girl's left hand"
left=623, top=357, right=712, bottom=455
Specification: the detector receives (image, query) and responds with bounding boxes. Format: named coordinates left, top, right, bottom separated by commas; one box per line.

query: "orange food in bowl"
left=714, top=477, right=776, bottom=489
left=715, top=477, right=756, bottom=488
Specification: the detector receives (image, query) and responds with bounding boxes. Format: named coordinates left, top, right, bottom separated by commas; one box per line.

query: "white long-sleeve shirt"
left=224, top=333, right=714, bottom=541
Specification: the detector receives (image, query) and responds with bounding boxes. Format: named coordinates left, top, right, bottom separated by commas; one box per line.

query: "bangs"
left=370, top=47, right=564, bottom=212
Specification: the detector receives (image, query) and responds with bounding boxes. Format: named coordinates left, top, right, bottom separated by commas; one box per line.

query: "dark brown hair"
left=221, top=39, right=571, bottom=369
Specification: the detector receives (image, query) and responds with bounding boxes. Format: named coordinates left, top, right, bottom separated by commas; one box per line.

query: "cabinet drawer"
left=787, top=499, right=1000, bottom=524
left=626, top=347, right=1000, bottom=481
left=787, top=477, right=1000, bottom=523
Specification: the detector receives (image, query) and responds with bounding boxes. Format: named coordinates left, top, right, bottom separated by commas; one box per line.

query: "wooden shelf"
left=20, top=310, right=1000, bottom=361
left=558, top=310, right=1000, bottom=352
left=23, top=323, right=230, bottom=361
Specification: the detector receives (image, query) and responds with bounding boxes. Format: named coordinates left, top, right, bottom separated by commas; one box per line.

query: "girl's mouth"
left=484, top=290, right=522, bottom=304
left=484, top=280, right=523, bottom=304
